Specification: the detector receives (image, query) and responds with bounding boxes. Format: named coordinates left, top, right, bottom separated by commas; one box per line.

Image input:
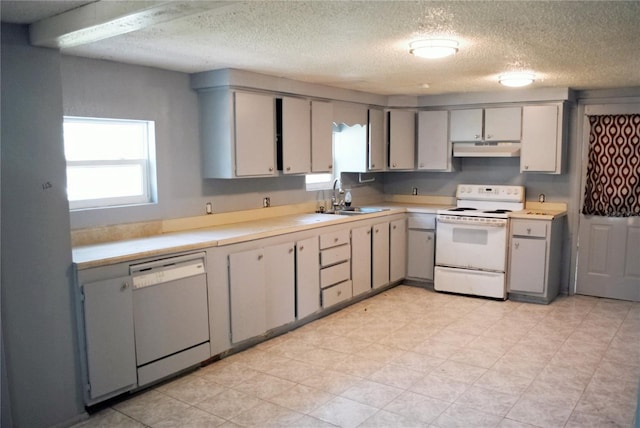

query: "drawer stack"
left=319, top=229, right=352, bottom=308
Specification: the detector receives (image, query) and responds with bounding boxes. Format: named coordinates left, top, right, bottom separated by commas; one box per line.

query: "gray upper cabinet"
left=417, top=110, right=454, bottom=171
left=450, top=109, right=483, bottom=141
left=450, top=107, right=521, bottom=142
left=311, top=100, right=334, bottom=173
left=368, top=108, right=385, bottom=171
left=280, top=97, right=311, bottom=174
left=199, top=89, right=276, bottom=178
left=387, top=109, right=416, bottom=170
left=521, top=104, right=564, bottom=174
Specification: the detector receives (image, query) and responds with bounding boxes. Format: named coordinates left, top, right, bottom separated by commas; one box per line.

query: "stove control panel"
left=456, top=184, right=524, bottom=202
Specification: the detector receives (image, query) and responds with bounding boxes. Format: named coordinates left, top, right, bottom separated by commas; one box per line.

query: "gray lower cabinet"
left=229, top=242, right=296, bottom=343
left=390, top=218, right=407, bottom=282
left=82, top=276, right=137, bottom=402
left=406, top=214, right=436, bottom=281
left=296, top=236, right=320, bottom=319
left=372, top=221, right=390, bottom=289
left=508, top=217, right=563, bottom=303
left=319, top=229, right=352, bottom=308
left=351, top=225, right=372, bottom=296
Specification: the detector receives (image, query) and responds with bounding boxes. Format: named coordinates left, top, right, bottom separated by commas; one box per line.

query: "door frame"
left=571, top=99, right=640, bottom=296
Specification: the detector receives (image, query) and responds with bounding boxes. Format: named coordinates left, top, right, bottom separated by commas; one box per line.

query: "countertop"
left=72, top=200, right=568, bottom=270
left=73, top=203, right=449, bottom=269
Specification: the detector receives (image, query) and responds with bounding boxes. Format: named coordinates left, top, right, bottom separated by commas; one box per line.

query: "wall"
left=62, top=57, right=385, bottom=230
left=1, top=25, right=84, bottom=427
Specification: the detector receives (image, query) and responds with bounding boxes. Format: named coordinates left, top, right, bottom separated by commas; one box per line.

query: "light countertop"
left=73, top=203, right=449, bottom=269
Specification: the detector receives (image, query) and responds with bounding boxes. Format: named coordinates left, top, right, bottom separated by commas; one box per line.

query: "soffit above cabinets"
left=2, top=1, right=639, bottom=96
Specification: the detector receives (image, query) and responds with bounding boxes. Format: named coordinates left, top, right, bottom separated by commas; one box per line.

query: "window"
left=63, top=117, right=156, bottom=210
left=305, top=172, right=333, bottom=191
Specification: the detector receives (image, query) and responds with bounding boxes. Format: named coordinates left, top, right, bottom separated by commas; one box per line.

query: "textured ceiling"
left=2, top=1, right=640, bottom=95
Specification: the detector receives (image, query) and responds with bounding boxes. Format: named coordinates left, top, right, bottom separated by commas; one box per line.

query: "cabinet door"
left=509, top=237, right=547, bottom=294
left=417, top=110, right=452, bottom=171
left=390, top=218, right=407, bottom=282
left=485, top=107, right=521, bottom=141
left=282, top=97, right=311, bottom=174
left=368, top=109, right=385, bottom=171
left=521, top=105, right=560, bottom=173
left=372, top=221, right=390, bottom=289
left=265, top=243, right=296, bottom=329
left=82, top=276, right=137, bottom=400
left=229, top=249, right=266, bottom=343
left=450, top=109, right=483, bottom=141
left=388, top=110, right=416, bottom=170
left=407, top=230, right=435, bottom=280
left=311, top=100, right=334, bottom=173
left=234, top=91, right=276, bottom=177
left=351, top=225, right=372, bottom=296
left=296, top=236, right=320, bottom=319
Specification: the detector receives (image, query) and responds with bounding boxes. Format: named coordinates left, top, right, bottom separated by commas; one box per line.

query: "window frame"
left=63, top=116, right=156, bottom=210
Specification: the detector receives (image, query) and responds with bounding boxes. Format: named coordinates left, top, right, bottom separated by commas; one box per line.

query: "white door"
left=351, top=225, right=372, bottom=296
left=388, top=110, right=415, bottom=170
left=372, top=221, right=390, bottom=288
left=296, top=236, right=320, bottom=319
left=229, top=249, right=266, bottom=343
left=265, top=242, right=296, bottom=330
left=234, top=91, right=276, bottom=176
left=311, top=100, right=334, bottom=173
left=576, top=103, right=640, bottom=301
left=281, top=97, right=311, bottom=174
left=390, top=218, right=407, bottom=282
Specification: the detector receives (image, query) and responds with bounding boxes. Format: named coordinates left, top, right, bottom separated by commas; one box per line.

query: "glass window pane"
left=64, top=119, right=147, bottom=161
left=67, top=165, right=144, bottom=201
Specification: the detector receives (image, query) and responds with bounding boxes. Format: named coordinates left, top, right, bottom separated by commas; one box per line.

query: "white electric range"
left=434, top=184, right=525, bottom=299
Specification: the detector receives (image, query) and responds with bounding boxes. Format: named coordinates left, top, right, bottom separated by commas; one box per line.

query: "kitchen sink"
left=329, top=207, right=390, bottom=216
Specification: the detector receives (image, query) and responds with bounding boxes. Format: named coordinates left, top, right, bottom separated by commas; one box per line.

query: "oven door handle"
left=437, top=217, right=506, bottom=227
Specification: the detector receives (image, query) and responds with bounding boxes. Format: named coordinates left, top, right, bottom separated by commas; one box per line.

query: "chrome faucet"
left=331, top=177, right=344, bottom=210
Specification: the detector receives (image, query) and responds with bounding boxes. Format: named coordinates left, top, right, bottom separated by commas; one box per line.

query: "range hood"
left=453, top=141, right=521, bottom=158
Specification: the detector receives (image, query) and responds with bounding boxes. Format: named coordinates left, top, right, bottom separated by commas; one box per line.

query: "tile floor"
left=74, top=285, right=640, bottom=428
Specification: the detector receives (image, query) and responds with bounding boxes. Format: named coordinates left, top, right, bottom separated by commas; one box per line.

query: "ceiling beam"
left=30, top=0, right=237, bottom=49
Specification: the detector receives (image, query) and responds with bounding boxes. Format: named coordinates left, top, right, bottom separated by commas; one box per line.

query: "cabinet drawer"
left=408, top=214, right=436, bottom=229
left=512, top=220, right=547, bottom=238
left=320, top=261, right=350, bottom=288
left=320, top=244, right=350, bottom=267
left=322, top=280, right=352, bottom=308
left=320, top=229, right=350, bottom=249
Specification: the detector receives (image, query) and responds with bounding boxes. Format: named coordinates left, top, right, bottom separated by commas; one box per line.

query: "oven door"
left=436, top=216, right=508, bottom=272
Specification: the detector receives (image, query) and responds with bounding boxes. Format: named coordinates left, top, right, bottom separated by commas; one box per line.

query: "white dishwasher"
left=130, top=252, right=210, bottom=387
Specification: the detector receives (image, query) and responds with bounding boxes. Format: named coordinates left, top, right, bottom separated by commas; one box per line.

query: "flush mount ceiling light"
left=409, top=39, right=459, bottom=59
left=499, top=72, right=535, bottom=87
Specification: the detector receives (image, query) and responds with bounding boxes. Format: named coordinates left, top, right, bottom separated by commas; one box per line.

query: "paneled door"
left=576, top=103, right=640, bottom=301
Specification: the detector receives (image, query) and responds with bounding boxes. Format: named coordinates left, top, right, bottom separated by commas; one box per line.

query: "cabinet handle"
left=258, top=254, right=263, bottom=260
left=392, top=163, right=397, bottom=167
left=427, top=236, right=432, bottom=241
left=268, top=167, right=274, bottom=172
left=286, top=166, right=291, bottom=171
left=474, top=134, right=481, bottom=139
left=375, top=228, right=379, bottom=233
left=334, top=237, right=339, bottom=243
left=121, top=282, right=129, bottom=291
left=419, top=163, right=424, bottom=168
left=515, top=242, right=520, bottom=250
left=527, top=228, right=532, bottom=234
left=524, top=165, right=529, bottom=170
left=289, top=248, right=294, bottom=253
left=487, top=134, right=493, bottom=139
left=367, top=230, right=371, bottom=235
left=393, top=225, right=397, bottom=229
left=337, top=290, right=342, bottom=296
left=299, top=245, right=304, bottom=251
left=371, top=163, right=375, bottom=168
left=328, top=164, right=332, bottom=169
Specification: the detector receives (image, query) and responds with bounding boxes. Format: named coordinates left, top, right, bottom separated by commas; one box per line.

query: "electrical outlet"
left=412, top=187, right=418, bottom=195
left=263, top=197, right=271, bottom=208
left=205, top=202, right=213, bottom=214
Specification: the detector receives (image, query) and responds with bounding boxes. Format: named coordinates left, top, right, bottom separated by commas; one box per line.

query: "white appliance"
left=130, top=252, right=210, bottom=386
left=435, top=184, right=525, bottom=299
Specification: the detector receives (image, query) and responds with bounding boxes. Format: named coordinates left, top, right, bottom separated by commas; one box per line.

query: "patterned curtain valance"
left=582, top=114, right=640, bottom=217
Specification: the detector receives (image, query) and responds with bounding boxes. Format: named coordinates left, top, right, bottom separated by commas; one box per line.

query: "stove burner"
left=483, top=209, right=512, bottom=214
left=450, top=207, right=478, bottom=212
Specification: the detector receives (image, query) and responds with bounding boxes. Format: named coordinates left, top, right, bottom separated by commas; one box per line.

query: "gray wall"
left=61, top=56, right=346, bottom=230
left=1, top=25, right=83, bottom=427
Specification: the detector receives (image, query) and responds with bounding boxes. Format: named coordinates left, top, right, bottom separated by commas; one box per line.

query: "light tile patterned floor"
left=74, top=285, right=640, bottom=428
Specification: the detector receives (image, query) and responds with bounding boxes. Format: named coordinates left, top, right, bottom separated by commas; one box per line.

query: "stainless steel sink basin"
left=332, top=207, right=389, bottom=216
